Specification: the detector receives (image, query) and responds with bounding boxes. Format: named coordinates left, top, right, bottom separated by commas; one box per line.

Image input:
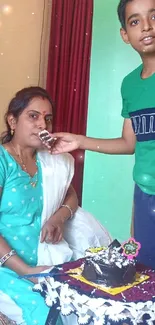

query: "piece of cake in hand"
left=82, top=239, right=139, bottom=287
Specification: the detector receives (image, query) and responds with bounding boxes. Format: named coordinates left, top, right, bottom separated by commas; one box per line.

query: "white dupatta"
left=37, top=151, right=112, bottom=266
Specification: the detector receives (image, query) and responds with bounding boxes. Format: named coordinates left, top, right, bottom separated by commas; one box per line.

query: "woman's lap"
left=0, top=268, right=50, bottom=325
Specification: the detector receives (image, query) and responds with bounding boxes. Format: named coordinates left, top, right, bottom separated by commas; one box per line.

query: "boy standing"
left=52, top=0, right=155, bottom=269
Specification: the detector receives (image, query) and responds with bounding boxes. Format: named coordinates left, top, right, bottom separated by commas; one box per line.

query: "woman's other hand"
left=40, top=185, right=77, bottom=245
left=40, top=214, right=64, bottom=244
left=25, top=265, right=52, bottom=284
left=50, top=132, right=83, bottom=154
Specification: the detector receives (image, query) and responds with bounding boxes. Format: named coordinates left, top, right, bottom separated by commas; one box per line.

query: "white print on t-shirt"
left=130, top=107, right=155, bottom=141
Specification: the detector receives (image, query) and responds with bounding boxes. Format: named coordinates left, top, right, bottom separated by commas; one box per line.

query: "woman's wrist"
left=4, top=254, right=30, bottom=275
left=61, top=204, right=73, bottom=219
left=0, top=237, right=30, bottom=275
left=57, top=208, right=70, bottom=223
left=52, top=206, right=73, bottom=223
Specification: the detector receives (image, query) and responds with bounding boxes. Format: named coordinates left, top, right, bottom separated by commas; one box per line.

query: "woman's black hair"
left=1, top=86, right=54, bottom=144
left=117, top=0, right=133, bottom=30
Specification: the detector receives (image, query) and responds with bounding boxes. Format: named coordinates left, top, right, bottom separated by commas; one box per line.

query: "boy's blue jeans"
left=134, top=184, right=155, bottom=269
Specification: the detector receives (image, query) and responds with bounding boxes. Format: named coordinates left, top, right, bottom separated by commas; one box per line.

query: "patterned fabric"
left=0, top=146, right=110, bottom=325
left=34, top=259, right=155, bottom=325
left=0, top=146, right=58, bottom=325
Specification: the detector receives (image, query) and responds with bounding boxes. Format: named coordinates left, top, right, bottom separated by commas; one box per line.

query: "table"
left=34, top=258, right=155, bottom=325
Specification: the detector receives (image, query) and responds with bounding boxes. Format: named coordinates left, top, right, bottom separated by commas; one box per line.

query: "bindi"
left=42, top=111, right=47, bottom=117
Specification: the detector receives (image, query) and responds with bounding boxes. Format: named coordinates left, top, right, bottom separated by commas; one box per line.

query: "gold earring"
left=11, top=129, right=14, bottom=136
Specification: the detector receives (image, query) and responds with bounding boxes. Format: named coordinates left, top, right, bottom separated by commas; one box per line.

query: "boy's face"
left=120, top=0, right=155, bottom=56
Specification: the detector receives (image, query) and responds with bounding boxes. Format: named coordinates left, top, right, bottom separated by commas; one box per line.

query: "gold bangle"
left=61, top=204, right=73, bottom=219
left=0, top=250, right=16, bottom=266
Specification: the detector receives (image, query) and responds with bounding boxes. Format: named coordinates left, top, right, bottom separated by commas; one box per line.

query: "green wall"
left=82, top=0, right=141, bottom=241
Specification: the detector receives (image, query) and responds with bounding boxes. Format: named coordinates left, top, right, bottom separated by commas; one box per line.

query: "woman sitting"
left=0, top=87, right=111, bottom=325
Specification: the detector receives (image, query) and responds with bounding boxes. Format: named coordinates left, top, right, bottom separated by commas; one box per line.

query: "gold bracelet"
left=0, top=250, right=16, bottom=267
left=61, top=204, right=73, bottom=219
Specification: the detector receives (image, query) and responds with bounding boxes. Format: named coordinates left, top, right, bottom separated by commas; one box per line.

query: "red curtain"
left=46, top=0, right=93, bottom=204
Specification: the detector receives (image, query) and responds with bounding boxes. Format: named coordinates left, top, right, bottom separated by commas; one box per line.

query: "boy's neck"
left=141, top=54, right=155, bottom=78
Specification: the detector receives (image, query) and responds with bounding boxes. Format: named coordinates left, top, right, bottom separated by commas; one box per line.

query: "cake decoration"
left=122, top=237, right=141, bottom=260
left=82, top=239, right=139, bottom=287
left=33, top=256, right=155, bottom=325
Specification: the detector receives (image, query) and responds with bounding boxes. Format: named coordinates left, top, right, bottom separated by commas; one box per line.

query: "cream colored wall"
left=0, top=0, right=52, bottom=132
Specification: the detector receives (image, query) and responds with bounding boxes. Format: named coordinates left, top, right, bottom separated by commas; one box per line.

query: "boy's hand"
left=49, top=132, right=83, bottom=154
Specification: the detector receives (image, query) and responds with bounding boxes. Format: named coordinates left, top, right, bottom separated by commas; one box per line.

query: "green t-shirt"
left=121, top=64, right=155, bottom=195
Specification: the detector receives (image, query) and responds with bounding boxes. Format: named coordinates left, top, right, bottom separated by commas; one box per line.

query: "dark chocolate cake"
left=82, top=240, right=136, bottom=287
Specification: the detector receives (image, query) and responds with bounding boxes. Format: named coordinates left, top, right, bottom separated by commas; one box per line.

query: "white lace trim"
left=34, top=277, right=155, bottom=325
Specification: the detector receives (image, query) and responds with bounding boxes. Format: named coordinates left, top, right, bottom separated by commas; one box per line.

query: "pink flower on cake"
left=122, top=237, right=141, bottom=260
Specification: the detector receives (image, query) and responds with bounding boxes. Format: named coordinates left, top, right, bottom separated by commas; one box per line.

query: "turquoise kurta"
left=0, top=145, right=61, bottom=325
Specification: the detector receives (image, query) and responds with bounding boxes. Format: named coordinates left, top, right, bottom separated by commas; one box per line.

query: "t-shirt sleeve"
left=0, top=148, right=7, bottom=188
left=121, top=79, right=130, bottom=119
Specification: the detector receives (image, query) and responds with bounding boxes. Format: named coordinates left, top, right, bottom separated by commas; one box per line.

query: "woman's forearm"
left=53, top=185, right=78, bottom=222
left=63, top=185, right=78, bottom=212
left=0, top=235, right=29, bottom=275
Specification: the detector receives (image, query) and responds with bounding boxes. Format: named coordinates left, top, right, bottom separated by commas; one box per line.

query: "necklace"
left=10, top=142, right=38, bottom=188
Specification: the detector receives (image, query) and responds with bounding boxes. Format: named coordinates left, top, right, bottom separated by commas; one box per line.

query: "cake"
left=34, top=238, right=155, bottom=324
left=82, top=239, right=137, bottom=287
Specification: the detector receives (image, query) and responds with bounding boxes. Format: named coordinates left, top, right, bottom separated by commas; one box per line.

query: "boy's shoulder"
left=122, top=64, right=142, bottom=86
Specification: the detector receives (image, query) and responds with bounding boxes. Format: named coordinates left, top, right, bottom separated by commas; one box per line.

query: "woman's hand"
left=25, top=265, right=52, bottom=284
left=40, top=186, right=77, bottom=245
left=40, top=214, right=64, bottom=244
left=50, top=132, right=83, bottom=154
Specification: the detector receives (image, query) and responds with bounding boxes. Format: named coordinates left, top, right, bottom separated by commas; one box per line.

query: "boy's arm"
left=51, top=118, right=136, bottom=155
left=81, top=118, right=136, bottom=154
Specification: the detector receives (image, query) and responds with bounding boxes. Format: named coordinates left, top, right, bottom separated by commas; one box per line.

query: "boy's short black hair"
left=117, top=0, right=133, bottom=30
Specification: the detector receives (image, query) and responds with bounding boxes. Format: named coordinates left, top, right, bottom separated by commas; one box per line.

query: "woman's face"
left=9, top=97, right=53, bottom=148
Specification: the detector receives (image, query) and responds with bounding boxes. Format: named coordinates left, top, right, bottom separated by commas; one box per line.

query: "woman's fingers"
left=40, top=223, right=63, bottom=244
left=52, top=227, right=62, bottom=243
left=40, top=227, right=47, bottom=243
left=41, top=225, right=55, bottom=243
left=56, top=232, right=63, bottom=244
